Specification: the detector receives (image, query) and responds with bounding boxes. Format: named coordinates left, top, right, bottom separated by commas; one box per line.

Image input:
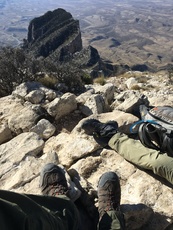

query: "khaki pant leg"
left=109, top=133, right=173, bottom=185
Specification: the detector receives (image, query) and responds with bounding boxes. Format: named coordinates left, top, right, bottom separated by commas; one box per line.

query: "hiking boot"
left=98, top=171, right=121, bottom=218
left=81, top=119, right=118, bottom=147
left=40, top=163, right=69, bottom=197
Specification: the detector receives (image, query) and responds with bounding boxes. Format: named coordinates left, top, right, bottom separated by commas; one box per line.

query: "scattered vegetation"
left=81, top=72, right=93, bottom=84
left=117, top=71, right=149, bottom=80
left=0, top=47, right=35, bottom=96
left=130, top=84, right=141, bottom=90
left=136, top=76, right=148, bottom=83
left=0, top=46, right=89, bottom=97
left=93, top=76, right=106, bottom=85
left=167, top=65, right=173, bottom=84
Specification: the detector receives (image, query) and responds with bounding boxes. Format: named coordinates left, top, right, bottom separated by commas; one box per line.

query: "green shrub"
left=0, top=47, right=86, bottom=96
left=0, top=47, right=35, bottom=96
left=81, top=72, right=93, bottom=84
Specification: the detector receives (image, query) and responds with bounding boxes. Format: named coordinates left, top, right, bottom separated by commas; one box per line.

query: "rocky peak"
left=24, top=8, right=127, bottom=76
left=26, top=8, right=82, bottom=59
left=27, top=9, right=72, bottom=42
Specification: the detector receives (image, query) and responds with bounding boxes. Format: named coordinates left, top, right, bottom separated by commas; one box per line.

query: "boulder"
left=113, top=90, right=149, bottom=114
left=0, top=132, right=44, bottom=188
left=125, top=77, right=138, bottom=89
left=13, top=81, right=60, bottom=103
left=8, top=106, right=40, bottom=134
left=0, top=123, right=13, bottom=144
left=47, top=93, right=77, bottom=120
left=43, top=132, right=99, bottom=167
left=0, top=132, right=44, bottom=165
left=1, top=71, right=173, bottom=229
left=12, top=82, right=43, bottom=99
left=25, top=89, right=45, bottom=104
left=30, top=119, right=56, bottom=139
left=93, top=83, right=115, bottom=104
left=79, top=94, right=106, bottom=116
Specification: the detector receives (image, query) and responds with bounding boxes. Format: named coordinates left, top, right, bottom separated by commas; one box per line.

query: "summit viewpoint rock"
left=0, top=70, right=173, bottom=229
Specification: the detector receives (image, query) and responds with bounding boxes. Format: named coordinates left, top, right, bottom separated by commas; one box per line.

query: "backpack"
left=130, top=105, right=173, bottom=157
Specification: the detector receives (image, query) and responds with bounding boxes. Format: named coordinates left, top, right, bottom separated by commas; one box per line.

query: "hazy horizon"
left=0, top=0, right=173, bottom=71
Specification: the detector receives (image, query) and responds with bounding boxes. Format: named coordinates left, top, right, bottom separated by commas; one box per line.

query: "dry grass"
left=94, top=76, right=106, bottom=85
left=117, top=71, right=148, bottom=79
left=130, top=85, right=142, bottom=90
left=136, top=76, right=148, bottom=83
left=37, top=74, right=58, bottom=88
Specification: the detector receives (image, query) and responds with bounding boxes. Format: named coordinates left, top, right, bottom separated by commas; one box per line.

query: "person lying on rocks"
left=81, top=119, right=173, bottom=186
left=0, top=163, right=125, bottom=230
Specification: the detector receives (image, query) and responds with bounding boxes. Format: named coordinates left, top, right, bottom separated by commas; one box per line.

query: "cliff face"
left=25, top=8, right=128, bottom=76
left=26, top=8, right=82, bottom=59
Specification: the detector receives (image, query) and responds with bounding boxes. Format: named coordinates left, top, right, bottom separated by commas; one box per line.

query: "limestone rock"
left=79, top=94, right=106, bottom=116
left=1, top=71, right=173, bottom=230
left=76, top=88, right=95, bottom=104
left=0, top=132, right=44, bottom=164
left=43, top=132, right=99, bottom=167
left=47, top=93, right=77, bottom=120
left=8, top=106, right=40, bottom=134
left=114, top=91, right=149, bottom=114
left=0, top=95, right=44, bottom=135
left=125, top=77, right=138, bottom=89
left=25, top=89, right=45, bottom=104
left=147, top=94, right=173, bottom=107
left=1, top=157, right=41, bottom=191
left=30, top=119, right=56, bottom=139
left=93, top=83, right=115, bottom=104
left=0, top=123, right=13, bottom=144
left=13, top=81, right=60, bottom=103
left=0, top=95, right=23, bottom=121
left=12, top=82, right=43, bottom=99
left=0, top=132, right=44, bottom=186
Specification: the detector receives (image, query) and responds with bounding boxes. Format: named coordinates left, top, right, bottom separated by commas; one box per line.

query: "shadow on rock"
left=121, top=203, right=171, bottom=230
left=69, top=168, right=99, bottom=230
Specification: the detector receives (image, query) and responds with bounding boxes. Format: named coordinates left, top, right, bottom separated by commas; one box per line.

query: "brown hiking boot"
left=98, top=171, right=121, bottom=219
left=40, top=163, right=69, bottom=197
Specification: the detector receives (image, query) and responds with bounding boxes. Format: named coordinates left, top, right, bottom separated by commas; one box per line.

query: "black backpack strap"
left=161, top=135, right=173, bottom=157
left=138, top=123, right=160, bottom=151
left=138, top=122, right=173, bottom=156
left=130, top=120, right=145, bottom=134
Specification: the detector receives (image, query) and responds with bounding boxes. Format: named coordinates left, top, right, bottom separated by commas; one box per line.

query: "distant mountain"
left=23, top=8, right=128, bottom=77
left=25, top=8, right=82, bottom=61
left=0, top=0, right=172, bottom=72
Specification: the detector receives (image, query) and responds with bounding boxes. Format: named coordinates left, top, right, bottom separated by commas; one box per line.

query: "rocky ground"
left=0, top=70, right=173, bottom=229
